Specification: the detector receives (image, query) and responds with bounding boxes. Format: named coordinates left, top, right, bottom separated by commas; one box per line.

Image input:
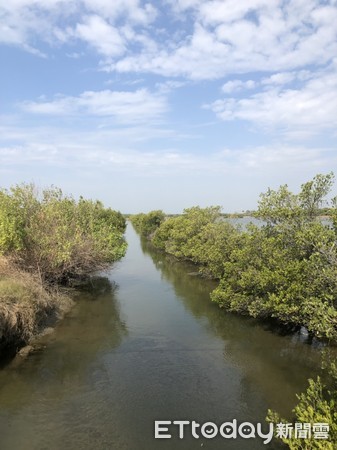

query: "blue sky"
left=1, top=0, right=337, bottom=213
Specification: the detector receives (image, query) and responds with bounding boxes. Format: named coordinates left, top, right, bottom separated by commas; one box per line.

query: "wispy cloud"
left=0, top=0, right=157, bottom=55
left=222, top=79, right=256, bottom=94
left=0, top=117, right=333, bottom=175
left=20, top=88, right=168, bottom=123
left=75, top=15, right=126, bottom=57
left=206, top=63, right=337, bottom=138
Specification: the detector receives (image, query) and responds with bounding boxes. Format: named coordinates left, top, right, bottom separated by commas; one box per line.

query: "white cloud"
left=0, top=128, right=332, bottom=177
left=109, top=1, right=337, bottom=79
left=261, top=72, right=297, bottom=86
left=155, top=80, right=187, bottom=94
left=2, top=0, right=337, bottom=82
left=207, top=64, right=337, bottom=138
left=1, top=109, right=335, bottom=213
left=21, top=88, right=168, bottom=123
left=111, top=23, right=233, bottom=79
left=222, top=79, right=256, bottom=94
left=0, top=0, right=157, bottom=54
left=82, top=0, right=157, bottom=24
left=237, top=145, right=327, bottom=170
left=0, top=110, right=331, bottom=174
left=166, top=0, right=202, bottom=13
left=75, top=15, right=126, bottom=57
left=199, top=0, right=272, bottom=24
left=0, top=0, right=70, bottom=50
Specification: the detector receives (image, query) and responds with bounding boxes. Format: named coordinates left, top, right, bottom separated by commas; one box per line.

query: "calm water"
left=0, top=224, right=325, bottom=449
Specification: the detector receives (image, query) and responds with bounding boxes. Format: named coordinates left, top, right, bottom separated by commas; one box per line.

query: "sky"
left=1, top=0, right=337, bottom=213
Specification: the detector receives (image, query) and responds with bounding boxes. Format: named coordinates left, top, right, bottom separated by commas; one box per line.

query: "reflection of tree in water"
left=0, top=275, right=128, bottom=408
left=140, top=236, right=327, bottom=417
left=140, top=235, right=217, bottom=313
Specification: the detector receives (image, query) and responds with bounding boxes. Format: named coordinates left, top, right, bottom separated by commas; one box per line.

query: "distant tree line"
left=130, top=210, right=165, bottom=239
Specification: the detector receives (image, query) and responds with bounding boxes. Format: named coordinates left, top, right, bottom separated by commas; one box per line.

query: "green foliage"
left=187, top=221, right=242, bottom=279
left=211, top=173, right=337, bottom=341
left=130, top=210, right=165, bottom=238
left=267, top=371, right=337, bottom=449
left=0, top=184, right=127, bottom=283
left=153, top=206, right=222, bottom=255
left=0, top=184, right=38, bottom=253
left=258, top=173, right=335, bottom=226
left=299, top=173, right=335, bottom=221
left=211, top=221, right=337, bottom=339
left=152, top=206, right=240, bottom=278
left=137, top=173, right=337, bottom=340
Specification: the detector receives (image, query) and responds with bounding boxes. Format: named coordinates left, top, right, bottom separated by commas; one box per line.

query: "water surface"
left=0, top=224, right=325, bottom=449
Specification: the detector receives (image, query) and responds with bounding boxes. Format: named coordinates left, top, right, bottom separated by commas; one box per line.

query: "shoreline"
left=0, top=256, right=74, bottom=358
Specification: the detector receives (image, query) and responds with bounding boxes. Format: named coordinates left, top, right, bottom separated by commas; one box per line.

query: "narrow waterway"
left=0, top=224, right=324, bottom=449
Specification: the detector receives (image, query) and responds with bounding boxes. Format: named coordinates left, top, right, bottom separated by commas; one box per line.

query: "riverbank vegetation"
left=0, top=256, right=72, bottom=351
left=267, top=365, right=337, bottom=449
left=130, top=209, right=165, bottom=238
left=131, top=173, right=337, bottom=449
left=0, top=183, right=127, bottom=353
left=132, top=173, right=337, bottom=341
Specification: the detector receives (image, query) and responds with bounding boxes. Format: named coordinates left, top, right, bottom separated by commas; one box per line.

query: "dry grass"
left=0, top=256, right=72, bottom=351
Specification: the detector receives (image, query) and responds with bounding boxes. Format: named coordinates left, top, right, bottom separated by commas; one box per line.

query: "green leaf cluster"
left=152, top=206, right=240, bottom=279
left=210, top=173, right=337, bottom=341
left=211, top=220, right=337, bottom=339
left=0, top=184, right=127, bottom=283
left=267, top=368, right=337, bottom=449
left=130, top=210, right=165, bottom=238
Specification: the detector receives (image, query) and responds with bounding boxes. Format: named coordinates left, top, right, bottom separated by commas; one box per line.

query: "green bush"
left=130, top=210, right=165, bottom=238
left=0, top=184, right=127, bottom=284
left=146, top=174, right=337, bottom=340
left=267, top=367, right=337, bottom=449
left=211, top=174, right=337, bottom=340
left=152, top=206, right=240, bottom=278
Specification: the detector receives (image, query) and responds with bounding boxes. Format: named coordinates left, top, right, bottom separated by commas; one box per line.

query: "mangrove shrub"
left=0, top=184, right=127, bottom=284
left=152, top=206, right=240, bottom=279
left=130, top=210, right=165, bottom=238
left=211, top=173, right=337, bottom=340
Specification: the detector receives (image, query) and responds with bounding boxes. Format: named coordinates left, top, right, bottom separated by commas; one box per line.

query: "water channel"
left=0, top=224, right=324, bottom=449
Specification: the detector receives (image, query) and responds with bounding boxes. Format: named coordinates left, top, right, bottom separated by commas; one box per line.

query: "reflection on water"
left=0, top=277, right=127, bottom=449
left=0, top=224, right=327, bottom=450
left=139, top=234, right=325, bottom=416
